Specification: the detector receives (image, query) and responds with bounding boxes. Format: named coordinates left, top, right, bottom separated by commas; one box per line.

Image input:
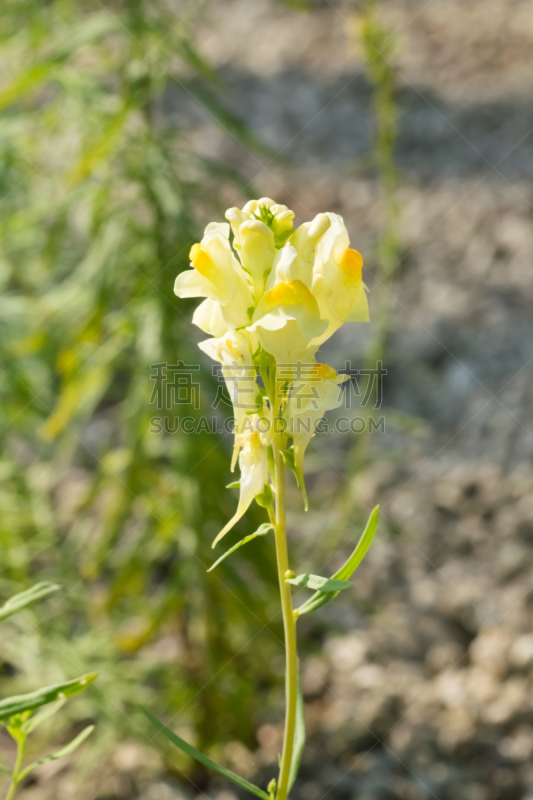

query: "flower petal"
left=192, top=299, right=227, bottom=336
left=212, top=428, right=269, bottom=546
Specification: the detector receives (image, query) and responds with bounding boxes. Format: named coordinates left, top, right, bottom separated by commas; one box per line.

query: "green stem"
left=5, top=733, right=25, bottom=800
left=272, top=444, right=298, bottom=800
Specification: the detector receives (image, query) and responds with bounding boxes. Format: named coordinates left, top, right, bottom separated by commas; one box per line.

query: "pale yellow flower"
left=248, top=277, right=327, bottom=364
left=174, top=223, right=253, bottom=332
left=198, top=330, right=259, bottom=468
left=247, top=242, right=328, bottom=364
left=311, top=213, right=369, bottom=344
left=288, top=213, right=331, bottom=287
left=283, top=362, right=349, bottom=508
left=212, top=416, right=270, bottom=546
left=192, top=298, right=227, bottom=337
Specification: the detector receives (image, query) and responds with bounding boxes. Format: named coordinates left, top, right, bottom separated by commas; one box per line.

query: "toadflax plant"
left=145, top=199, right=380, bottom=799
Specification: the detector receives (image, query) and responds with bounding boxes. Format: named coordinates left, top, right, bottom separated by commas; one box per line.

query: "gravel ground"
left=22, top=1, right=533, bottom=798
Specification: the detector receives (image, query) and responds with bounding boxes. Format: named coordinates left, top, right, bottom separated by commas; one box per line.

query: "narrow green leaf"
left=226, top=481, right=240, bottom=489
left=287, top=574, right=352, bottom=592
left=281, top=447, right=295, bottom=471
left=288, top=670, right=305, bottom=791
left=334, top=506, right=380, bottom=581
left=0, top=582, right=61, bottom=622
left=297, top=590, right=337, bottom=616
left=297, top=506, right=379, bottom=616
left=207, top=524, right=274, bottom=572
left=0, top=674, right=97, bottom=721
left=18, top=725, right=95, bottom=782
left=143, top=709, right=270, bottom=800
left=20, top=699, right=66, bottom=735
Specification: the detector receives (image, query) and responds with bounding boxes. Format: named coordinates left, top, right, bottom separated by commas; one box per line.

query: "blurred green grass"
left=0, top=0, right=284, bottom=770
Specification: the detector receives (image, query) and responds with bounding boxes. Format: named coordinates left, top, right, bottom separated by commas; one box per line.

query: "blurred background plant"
left=346, top=0, right=402, bottom=476
left=356, top=0, right=401, bottom=367
left=0, top=583, right=96, bottom=800
left=317, top=0, right=404, bottom=557
left=0, top=0, right=284, bottom=784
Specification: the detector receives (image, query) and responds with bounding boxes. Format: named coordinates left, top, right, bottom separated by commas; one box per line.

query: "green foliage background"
left=0, top=0, right=284, bottom=769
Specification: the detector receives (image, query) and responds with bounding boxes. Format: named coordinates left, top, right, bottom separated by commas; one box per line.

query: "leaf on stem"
left=207, top=524, right=274, bottom=572
left=143, top=709, right=270, bottom=800
left=0, top=583, right=61, bottom=622
left=288, top=670, right=306, bottom=791
left=282, top=447, right=308, bottom=510
left=17, top=725, right=95, bottom=782
left=20, top=700, right=66, bottom=735
left=296, top=505, right=379, bottom=616
left=281, top=448, right=295, bottom=471
left=286, top=574, right=352, bottom=592
left=0, top=674, right=97, bottom=722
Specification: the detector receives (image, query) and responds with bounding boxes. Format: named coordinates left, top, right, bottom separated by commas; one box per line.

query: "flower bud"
left=239, top=219, right=276, bottom=298
left=268, top=203, right=295, bottom=248
left=289, top=213, right=331, bottom=287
